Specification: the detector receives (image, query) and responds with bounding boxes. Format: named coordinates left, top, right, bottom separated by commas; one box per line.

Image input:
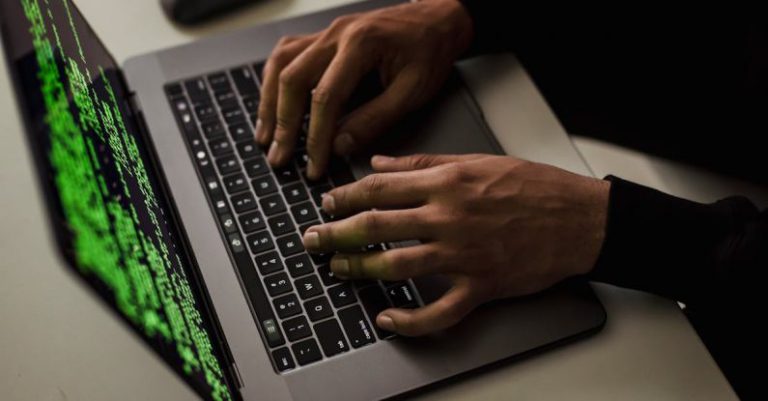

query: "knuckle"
left=361, top=174, right=386, bottom=198
left=345, top=20, right=380, bottom=42
left=329, top=15, right=355, bottom=31
left=278, top=68, right=299, bottom=88
left=311, top=85, right=333, bottom=108
left=276, top=35, right=299, bottom=47
left=360, top=210, right=382, bottom=239
left=304, top=132, right=324, bottom=153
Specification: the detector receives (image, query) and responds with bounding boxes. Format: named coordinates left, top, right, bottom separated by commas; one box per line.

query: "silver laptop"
left=0, top=0, right=605, bottom=400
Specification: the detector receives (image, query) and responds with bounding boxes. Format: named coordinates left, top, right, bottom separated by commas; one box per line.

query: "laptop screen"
left=0, top=1, right=236, bottom=399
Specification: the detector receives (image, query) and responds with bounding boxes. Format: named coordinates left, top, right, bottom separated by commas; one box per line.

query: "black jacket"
left=459, top=2, right=768, bottom=399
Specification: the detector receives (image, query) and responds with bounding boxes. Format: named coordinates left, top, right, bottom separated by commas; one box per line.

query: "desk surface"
left=0, top=1, right=745, bottom=400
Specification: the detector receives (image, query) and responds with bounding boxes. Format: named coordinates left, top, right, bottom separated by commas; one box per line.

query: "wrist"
left=417, top=0, right=475, bottom=57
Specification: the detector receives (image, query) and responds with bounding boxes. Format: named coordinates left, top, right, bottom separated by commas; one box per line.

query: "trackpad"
left=350, top=72, right=502, bottom=178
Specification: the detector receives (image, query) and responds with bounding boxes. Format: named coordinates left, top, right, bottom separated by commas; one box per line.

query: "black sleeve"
left=457, top=0, right=513, bottom=55
left=589, top=176, right=768, bottom=307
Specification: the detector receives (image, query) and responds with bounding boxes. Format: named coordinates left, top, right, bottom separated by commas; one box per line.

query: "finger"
left=267, top=41, right=334, bottom=166
left=302, top=208, right=433, bottom=253
left=257, top=35, right=315, bottom=147
left=322, top=171, right=433, bottom=217
left=376, top=283, right=478, bottom=336
left=306, top=46, right=374, bottom=180
left=371, top=153, right=488, bottom=172
left=333, top=68, right=422, bottom=157
left=329, top=243, right=449, bottom=281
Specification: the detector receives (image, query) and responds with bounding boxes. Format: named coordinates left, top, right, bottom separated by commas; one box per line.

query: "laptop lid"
left=0, top=1, right=238, bottom=399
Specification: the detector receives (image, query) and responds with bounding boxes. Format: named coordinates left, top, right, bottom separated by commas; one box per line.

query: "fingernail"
left=302, top=230, right=320, bottom=250
left=255, top=118, right=264, bottom=142
left=371, top=155, right=395, bottom=164
left=377, top=314, right=395, bottom=332
left=307, top=158, right=317, bottom=179
left=321, top=194, right=336, bottom=214
left=267, top=141, right=279, bottom=164
left=334, top=133, right=356, bottom=155
left=331, top=257, right=349, bottom=278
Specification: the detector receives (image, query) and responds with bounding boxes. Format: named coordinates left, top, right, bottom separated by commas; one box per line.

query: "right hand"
left=256, top=0, right=475, bottom=179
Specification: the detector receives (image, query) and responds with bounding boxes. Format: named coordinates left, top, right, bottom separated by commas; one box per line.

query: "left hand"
left=301, top=154, right=610, bottom=336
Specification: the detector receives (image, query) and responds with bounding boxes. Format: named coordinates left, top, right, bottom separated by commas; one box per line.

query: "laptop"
left=0, top=0, right=606, bottom=400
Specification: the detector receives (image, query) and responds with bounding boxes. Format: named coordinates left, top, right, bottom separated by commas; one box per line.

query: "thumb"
left=375, top=284, right=477, bottom=337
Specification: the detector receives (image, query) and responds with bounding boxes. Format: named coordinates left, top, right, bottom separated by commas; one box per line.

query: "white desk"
left=0, top=1, right=748, bottom=400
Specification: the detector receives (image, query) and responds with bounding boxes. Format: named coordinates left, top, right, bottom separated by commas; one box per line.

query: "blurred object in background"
left=161, top=0, right=263, bottom=25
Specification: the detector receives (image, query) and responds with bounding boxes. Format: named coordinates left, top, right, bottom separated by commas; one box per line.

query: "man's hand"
left=256, top=0, right=473, bottom=179
left=301, top=154, right=610, bottom=336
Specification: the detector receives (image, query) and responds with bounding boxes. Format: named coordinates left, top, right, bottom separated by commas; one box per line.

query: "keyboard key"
left=272, top=347, right=295, bottom=372
left=274, top=165, right=299, bottom=185
left=246, top=231, right=274, bottom=254
left=244, top=157, right=269, bottom=178
left=230, top=192, right=257, bottom=213
left=329, top=158, right=355, bottom=187
left=328, top=283, right=356, bottom=308
left=310, top=184, right=332, bottom=207
left=237, top=141, right=261, bottom=160
left=282, top=183, right=308, bottom=204
left=254, top=251, right=283, bottom=275
left=359, top=286, right=393, bottom=339
left=239, top=210, right=266, bottom=233
left=311, top=252, right=332, bottom=266
left=305, top=296, right=333, bottom=321
left=194, top=103, right=217, bottom=122
left=282, top=315, right=312, bottom=342
left=184, top=78, right=210, bottom=103
left=229, top=122, right=252, bottom=143
left=252, top=176, right=277, bottom=196
left=285, top=254, right=314, bottom=278
left=209, top=137, right=233, bottom=157
left=295, top=274, right=323, bottom=300
left=317, top=264, right=342, bottom=286
left=294, top=149, right=309, bottom=168
left=242, top=96, right=259, bottom=113
left=260, top=194, right=286, bottom=216
left=277, top=234, right=304, bottom=257
left=264, top=272, right=292, bottom=297
left=314, top=319, right=349, bottom=357
left=215, top=91, right=239, bottom=109
left=207, top=72, right=231, bottom=92
left=215, top=155, right=240, bottom=176
left=165, top=82, right=183, bottom=97
left=253, top=62, right=266, bottom=81
left=299, top=222, right=317, bottom=235
left=291, top=201, right=318, bottom=224
left=273, top=294, right=302, bottom=319
left=268, top=214, right=295, bottom=237
left=227, top=233, right=246, bottom=253
left=201, top=119, right=225, bottom=139
left=231, top=66, right=259, bottom=96
left=220, top=213, right=238, bottom=234
left=338, top=305, right=376, bottom=348
left=386, top=282, right=418, bottom=308
left=222, top=106, right=245, bottom=125
left=223, top=173, right=249, bottom=194
left=320, top=210, right=334, bottom=223
left=262, top=318, right=284, bottom=347
left=291, top=338, right=322, bottom=366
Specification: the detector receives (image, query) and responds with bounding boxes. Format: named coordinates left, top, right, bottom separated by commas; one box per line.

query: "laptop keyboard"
left=164, top=63, right=421, bottom=373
